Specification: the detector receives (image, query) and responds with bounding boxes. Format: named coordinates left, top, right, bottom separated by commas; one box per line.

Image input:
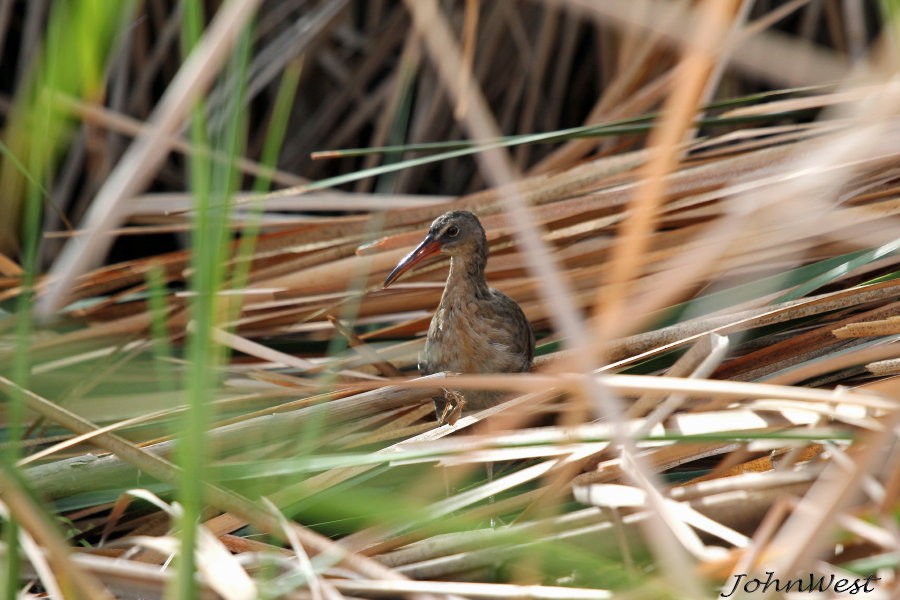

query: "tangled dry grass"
left=0, top=1, right=898, bottom=599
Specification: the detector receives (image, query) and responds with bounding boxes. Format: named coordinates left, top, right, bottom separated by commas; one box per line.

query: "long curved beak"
left=383, top=234, right=441, bottom=288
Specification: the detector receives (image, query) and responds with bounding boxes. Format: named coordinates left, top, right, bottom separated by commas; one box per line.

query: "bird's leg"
left=438, top=389, right=466, bottom=425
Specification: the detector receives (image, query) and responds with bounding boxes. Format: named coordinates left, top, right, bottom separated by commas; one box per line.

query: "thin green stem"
left=172, top=2, right=208, bottom=597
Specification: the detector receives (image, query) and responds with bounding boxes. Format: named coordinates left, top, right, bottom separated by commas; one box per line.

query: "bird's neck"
left=446, top=253, right=490, bottom=300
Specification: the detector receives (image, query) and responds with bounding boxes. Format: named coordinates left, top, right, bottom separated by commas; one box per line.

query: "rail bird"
left=384, top=211, right=534, bottom=423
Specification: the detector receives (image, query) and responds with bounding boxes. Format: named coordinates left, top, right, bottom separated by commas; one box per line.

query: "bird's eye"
left=446, top=226, right=459, bottom=238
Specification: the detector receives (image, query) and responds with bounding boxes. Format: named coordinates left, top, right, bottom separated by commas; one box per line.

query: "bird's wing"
left=487, top=289, right=535, bottom=372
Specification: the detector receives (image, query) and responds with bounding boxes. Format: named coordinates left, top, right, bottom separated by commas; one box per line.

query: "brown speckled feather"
left=410, top=212, right=535, bottom=412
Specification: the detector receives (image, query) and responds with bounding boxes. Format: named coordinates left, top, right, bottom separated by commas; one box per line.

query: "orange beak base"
left=383, top=235, right=441, bottom=288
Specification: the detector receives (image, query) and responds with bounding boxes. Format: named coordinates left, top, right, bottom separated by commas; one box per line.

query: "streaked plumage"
left=384, top=211, right=534, bottom=419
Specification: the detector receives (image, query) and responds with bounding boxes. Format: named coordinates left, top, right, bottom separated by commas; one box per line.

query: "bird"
left=383, top=210, right=535, bottom=424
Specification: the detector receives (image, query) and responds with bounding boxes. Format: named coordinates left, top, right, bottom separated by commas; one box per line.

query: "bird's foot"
left=438, top=389, right=466, bottom=426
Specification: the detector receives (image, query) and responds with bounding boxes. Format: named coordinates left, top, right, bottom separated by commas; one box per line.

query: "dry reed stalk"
left=2, top=1, right=899, bottom=597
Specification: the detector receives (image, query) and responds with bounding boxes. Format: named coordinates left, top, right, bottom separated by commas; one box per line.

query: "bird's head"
left=383, top=211, right=486, bottom=287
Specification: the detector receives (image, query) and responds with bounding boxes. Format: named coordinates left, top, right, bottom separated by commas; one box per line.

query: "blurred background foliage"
left=0, top=1, right=898, bottom=599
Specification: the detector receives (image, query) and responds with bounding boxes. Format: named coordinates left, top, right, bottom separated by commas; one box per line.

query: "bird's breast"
left=423, top=299, right=519, bottom=375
